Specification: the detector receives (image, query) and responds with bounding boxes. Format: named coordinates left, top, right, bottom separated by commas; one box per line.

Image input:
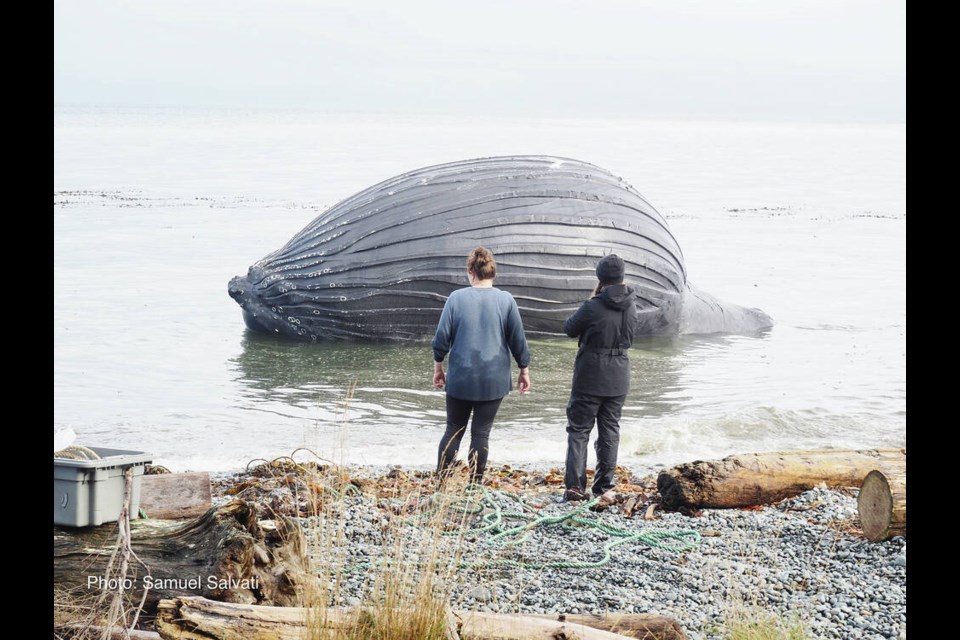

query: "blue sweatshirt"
left=432, top=287, right=531, bottom=401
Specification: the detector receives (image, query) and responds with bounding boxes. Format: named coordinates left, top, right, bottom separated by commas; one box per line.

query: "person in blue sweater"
left=432, top=246, right=532, bottom=483
left=562, top=254, right=638, bottom=502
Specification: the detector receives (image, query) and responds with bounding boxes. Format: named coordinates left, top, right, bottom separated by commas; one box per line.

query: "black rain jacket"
left=563, top=284, right=637, bottom=397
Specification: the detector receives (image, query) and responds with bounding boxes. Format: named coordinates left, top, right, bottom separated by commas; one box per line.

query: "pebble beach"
left=209, top=461, right=907, bottom=640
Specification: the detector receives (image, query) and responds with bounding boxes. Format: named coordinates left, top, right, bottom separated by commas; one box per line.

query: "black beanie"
left=596, top=254, right=625, bottom=284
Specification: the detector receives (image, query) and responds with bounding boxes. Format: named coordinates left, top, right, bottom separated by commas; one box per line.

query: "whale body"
left=228, top=155, right=772, bottom=341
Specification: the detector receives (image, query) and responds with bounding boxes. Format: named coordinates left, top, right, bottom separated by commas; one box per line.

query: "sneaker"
left=563, top=487, right=588, bottom=502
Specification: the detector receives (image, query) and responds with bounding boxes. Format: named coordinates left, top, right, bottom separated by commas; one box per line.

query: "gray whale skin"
left=228, top=155, right=772, bottom=341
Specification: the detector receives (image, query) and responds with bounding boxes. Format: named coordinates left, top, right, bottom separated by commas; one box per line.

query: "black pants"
left=564, top=392, right=626, bottom=496
left=437, top=395, right=504, bottom=482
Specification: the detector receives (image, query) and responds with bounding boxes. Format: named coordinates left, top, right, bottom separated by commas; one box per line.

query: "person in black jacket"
left=562, top=254, right=638, bottom=502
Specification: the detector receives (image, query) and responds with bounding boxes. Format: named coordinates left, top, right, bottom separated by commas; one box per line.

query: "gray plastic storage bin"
left=54, top=447, right=153, bottom=527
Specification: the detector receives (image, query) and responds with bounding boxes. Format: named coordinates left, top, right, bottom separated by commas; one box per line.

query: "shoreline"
left=196, top=459, right=906, bottom=640
left=203, top=457, right=677, bottom=488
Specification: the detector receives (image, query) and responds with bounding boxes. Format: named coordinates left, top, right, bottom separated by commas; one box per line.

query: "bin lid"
left=54, top=446, right=154, bottom=469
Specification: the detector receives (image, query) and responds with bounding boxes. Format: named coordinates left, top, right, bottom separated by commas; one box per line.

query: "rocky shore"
left=209, top=461, right=907, bottom=640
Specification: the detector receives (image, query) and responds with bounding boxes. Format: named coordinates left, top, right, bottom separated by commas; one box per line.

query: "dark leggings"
left=437, top=395, right=504, bottom=482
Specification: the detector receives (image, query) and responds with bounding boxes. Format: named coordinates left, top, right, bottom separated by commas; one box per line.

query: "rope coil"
left=403, top=483, right=701, bottom=570
left=54, top=445, right=102, bottom=460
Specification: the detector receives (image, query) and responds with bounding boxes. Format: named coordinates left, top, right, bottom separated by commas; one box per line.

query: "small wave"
left=618, top=406, right=905, bottom=472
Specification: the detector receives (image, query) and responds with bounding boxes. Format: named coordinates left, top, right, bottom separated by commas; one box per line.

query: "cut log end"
left=857, top=469, right=906, bottom=541
left=656, top=471, right=686, bottom=510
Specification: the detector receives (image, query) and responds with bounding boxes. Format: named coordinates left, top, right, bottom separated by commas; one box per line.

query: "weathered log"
left=457, top=611, right=664, bottom=640
left=529, top=613, right=686, bottom=639
left=155, top=598, right=311, bottom=639
left=154, top=597, right=676, bottom=640
left=55, top=624, right=162, bottom=639
left=657, top=449, right=906, bottom=509
left=53, top=500, right=310, bottom=623
left=857, top=469, right=906, bottom=541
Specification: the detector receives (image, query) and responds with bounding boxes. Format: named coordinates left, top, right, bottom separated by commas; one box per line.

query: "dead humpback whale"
left=228, top=155, right=772, bottom=341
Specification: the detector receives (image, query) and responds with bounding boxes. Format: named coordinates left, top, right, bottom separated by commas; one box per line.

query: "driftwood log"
left=857, top=469, right=906, bottom=541
left=53, top=500, right=310, bottom=622
left=458, top=611, right=679, bottom=640
left=55, top=624, right=162, bottom=639
left=154, top=597, right=686, bottom=640
left=657, top=449, right=906, bottom=509
left=528, top=613, right=685, bottom=639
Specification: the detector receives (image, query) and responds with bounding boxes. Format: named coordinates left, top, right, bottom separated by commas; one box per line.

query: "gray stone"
left=466, top=586, right=492, bottom=603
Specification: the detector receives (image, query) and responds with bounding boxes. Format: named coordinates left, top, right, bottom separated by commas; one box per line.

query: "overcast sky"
left=54, top=0, right=905, bottom=122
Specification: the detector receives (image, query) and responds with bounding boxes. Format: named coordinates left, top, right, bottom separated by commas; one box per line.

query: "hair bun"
left=467, top=246, right=497, bottom=280
left=472, top=247, right=492, bottom=265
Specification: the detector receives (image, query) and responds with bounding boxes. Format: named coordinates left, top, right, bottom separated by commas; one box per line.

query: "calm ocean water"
left=53, top=107, right=905, bottom=474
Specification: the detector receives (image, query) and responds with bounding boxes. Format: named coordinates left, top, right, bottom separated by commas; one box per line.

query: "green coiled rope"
left=403, top=483, right=700, bottom=570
